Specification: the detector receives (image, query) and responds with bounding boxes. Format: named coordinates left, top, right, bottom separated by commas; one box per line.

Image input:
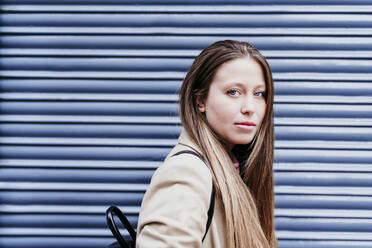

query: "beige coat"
left=136, top=131, right=227, bottom=248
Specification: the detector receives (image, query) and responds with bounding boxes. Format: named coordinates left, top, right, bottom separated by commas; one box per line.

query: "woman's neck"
left=229, top=150, right=240, bottom=174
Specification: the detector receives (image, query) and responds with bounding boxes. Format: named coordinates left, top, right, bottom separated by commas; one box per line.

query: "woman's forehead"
left=212, top=57, right=265, bottom=88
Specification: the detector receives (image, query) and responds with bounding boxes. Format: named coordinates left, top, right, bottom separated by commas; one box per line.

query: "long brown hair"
left=179, top=40, right=277, bottom=248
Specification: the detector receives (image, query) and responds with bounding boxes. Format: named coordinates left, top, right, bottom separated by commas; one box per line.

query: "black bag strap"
left=106, top=206, right=136, bottom=248
left=171, top=150, right=215, bottom=242
left=203, top=182, right=215, bottom=241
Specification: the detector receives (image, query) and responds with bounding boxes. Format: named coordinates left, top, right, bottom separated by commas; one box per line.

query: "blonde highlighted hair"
left=179, top=40, right=277, bottom=248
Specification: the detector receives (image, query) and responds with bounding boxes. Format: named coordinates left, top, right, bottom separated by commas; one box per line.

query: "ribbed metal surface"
left=1, top=1, right=372, bottom=247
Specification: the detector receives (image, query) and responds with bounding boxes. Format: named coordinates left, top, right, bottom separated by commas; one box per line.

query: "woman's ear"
left=196, top=96, right=206, bottom=112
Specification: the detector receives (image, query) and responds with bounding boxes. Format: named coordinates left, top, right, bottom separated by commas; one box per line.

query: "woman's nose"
left=241, top=96, right=255, bottom=114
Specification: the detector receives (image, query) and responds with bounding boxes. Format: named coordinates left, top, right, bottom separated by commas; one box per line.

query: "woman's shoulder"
left=136, top=144, right=214, bottom=247
left=151, top=144, right=213, bottom=188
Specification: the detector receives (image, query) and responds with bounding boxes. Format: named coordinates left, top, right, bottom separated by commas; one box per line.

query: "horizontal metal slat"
left=276, top=126, right=372, bottom=141
left=0, top=214, right=137, bottom=228
left=0, top=237, right=113, bottom=248
left=275, top=95, right=372, bottom=104
left=4, top=216, right=372, bottom=238
left=272, top=59, right=372, bottom=73
left=3, top=26, right=372, bottom=35
left=0, top=115, right=181, bottom=124
left=1, top=81, right=372, bottom=104
left=0, top=204, right=139, bottom=215
left=3, top=4, right=372, bottom=13
left=276, top=172, right=372, bottom=186
left=0, top=227, right=113, bottom=237
left=3, top=71, right=372, bottom=82
left=2, top=238, right=372, bottom=248
left=0, top=182, right=148, bottom=192
left=0, top=101, right=179, bottom=116
left=277, top=230, right=372, bottom=241
left=1, top=228, right=372, bottom=241
left=0, top=168, right=153, bottom=183
left=1, top=146, right=372, bottom=161
left=3, top=189, right=372, bottom=206
left=1, top=115, right=371, bottom=127
left=0, top=70, right=185, bottom=79
left=275, top=149, right=372, bottom=163
left=4, top=169, right=372, bottom=195
left=2, top=36, right=372, bottom=51
left=275, top=163, right=372, bottom=173
left=0, top=92, right=179, bottom=102
left=276, top=141, right=372, bottom=150
left=4, top=48, right=372, bottom=59
left=3, top=160, right=369, bottom=172
left=0, top=146, right=171, bottom=160
left=276, top=186, right=372, bottom=196
left=0, top=124, right=370, bottom=141
left=1, top=160, right=370, bottom=172
left=275, top=117, right=372, bottom=127
left=0, top=79, right=181, bottom=93
left=0, top=191, right=144, bottom=205
left=2, top=203, right=372, bottom=217
left=0, top=57, right=192, bottom=71
left=275, top=208, right=372, bottom=219
left=278, top=232, right=371, bottom=242
left=276, top=82, right=372, bottom=96
left=2, top=93, right=372, bottom=104
left=2, top=80, right=369, bottom=95
left=275, top=104, right=372, bottom=118
left=278, top=240, right=372, bottom=248
left=2, top=57, right=372, bottom=73
left=1, top=102, right=371, bottom=117
left=275, top=195, right=372, bottom=210
left=3, top=13, right=372, bottom=28
left=1, top=137, right=371, bottom=150
left=0, top=137, right=177, bottom=147
left=0, top=124, right=182, bottom=138
left=0, top=120, right=270, bottom=136
left=0, top=159, right=161, bottom=169
left=276, top=217, right=372, bottom=232
left=4, top=214, right=372, bottom=233
left=2, top=0, right=372, bottom=5
left=0, top=114, right=364, bottom=131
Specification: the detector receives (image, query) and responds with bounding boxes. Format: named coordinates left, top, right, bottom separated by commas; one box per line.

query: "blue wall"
left=1, top=1, right=372, bottom=247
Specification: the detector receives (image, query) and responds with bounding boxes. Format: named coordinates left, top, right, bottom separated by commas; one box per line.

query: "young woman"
left=136, top=40, right=277, bottom=248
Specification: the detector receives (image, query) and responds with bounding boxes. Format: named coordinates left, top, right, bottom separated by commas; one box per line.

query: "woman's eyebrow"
left=254, top=84, right=266, bottom=90
left=223, top=82, right=245, bottom=87
left=224, top=81, right=266, bottom=89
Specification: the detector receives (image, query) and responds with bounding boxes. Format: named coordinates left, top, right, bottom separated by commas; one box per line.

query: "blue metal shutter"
left=1, top=1, right=372, bottom=247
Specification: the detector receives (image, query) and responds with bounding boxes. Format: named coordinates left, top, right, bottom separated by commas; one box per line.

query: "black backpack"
left=106, top=150, right=215, bottom=248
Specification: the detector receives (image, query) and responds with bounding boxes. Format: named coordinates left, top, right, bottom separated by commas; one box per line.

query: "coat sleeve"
left=136, top=153, right=213, bottom=248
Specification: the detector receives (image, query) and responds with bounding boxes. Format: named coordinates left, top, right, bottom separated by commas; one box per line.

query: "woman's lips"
left=235, top=121, right=256, bottom=126
left=235, top=122, right=256, bottom=130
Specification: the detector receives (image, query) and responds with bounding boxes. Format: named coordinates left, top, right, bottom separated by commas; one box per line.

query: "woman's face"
left=197, top=56, right=267, bottom=149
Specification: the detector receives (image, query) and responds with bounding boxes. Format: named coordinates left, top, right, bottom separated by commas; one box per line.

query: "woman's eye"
left=227, top=89, right=240, bottom=96
left=254, top=91, right=266, bottom=97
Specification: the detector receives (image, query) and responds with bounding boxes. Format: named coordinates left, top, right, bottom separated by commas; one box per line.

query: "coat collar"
left=177, top=129, right=202, bottom=154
